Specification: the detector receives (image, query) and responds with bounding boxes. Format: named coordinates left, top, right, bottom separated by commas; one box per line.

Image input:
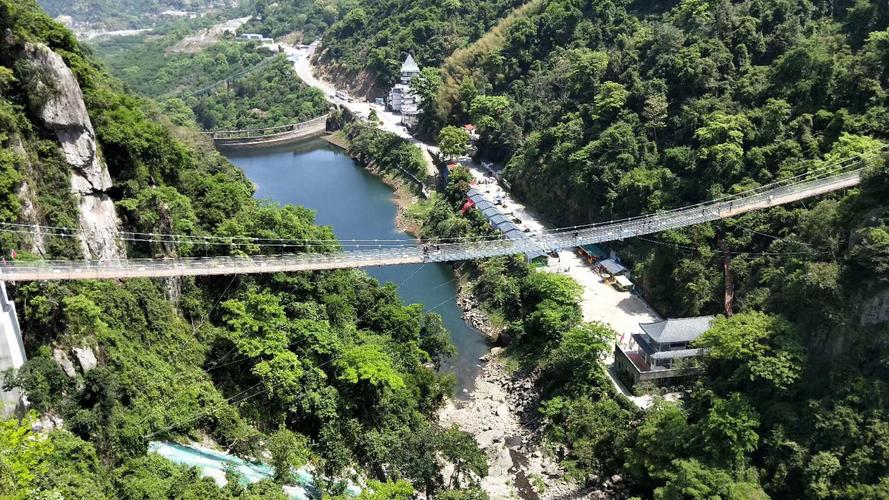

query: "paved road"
left=272, top=41, right=438, bottom=176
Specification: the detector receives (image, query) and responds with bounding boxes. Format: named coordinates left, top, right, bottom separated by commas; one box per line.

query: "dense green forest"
left=413, top=142, right=889, bottom=499
left=238, top=0, right=348, bottom=42
left=386, top=0, right=889, bottom=497
left=318, top=0, right=526, bottom=89
left=0, top=1, right=486, bottom=497
left=90, top=26, right=328, bottom=130
left=37, top=0, right=227, bottom=29
left=10, top=0, right=889, bottom=497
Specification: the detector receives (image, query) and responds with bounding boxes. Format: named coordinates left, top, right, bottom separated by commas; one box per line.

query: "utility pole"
left=717, top=228, right=734, bottom=316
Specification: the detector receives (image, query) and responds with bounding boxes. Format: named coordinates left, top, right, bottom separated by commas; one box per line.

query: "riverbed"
left=224, top=138, right=488, bottom=395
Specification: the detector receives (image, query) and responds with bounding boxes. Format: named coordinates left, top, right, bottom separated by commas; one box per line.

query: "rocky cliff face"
left=18, top=42, right=123, bottom=261
left=861, top=288, right=889, bottom=325
left=11, top=137, right=47, bottom=256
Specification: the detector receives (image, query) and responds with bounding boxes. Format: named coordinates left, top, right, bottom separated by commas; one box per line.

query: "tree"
left=438, top=125, right=470, bottom=159
left=119, top=186, right=197, bottom=256
left=418, top=313, right=456, bottom=368
left=696, top=312, right=804, bottom=391
left=593, top=81, right=629, bottom=119
left=469, top=95, right=510, bottom=123
left=545, top=322, right=614, bottom=390
left=267, top=428, right=311, bottom=483
left=643, top=93, right=668, bottom=141
left=521, top=272, right=582, bottom=311
left=0, top=413, right=52, bottom=497
left=626, top=403, right=691, bottom=484
left=694, top=111, right=750, bottom=183
left=699, top=393, right=760, bottom=467
left=410, top=67, right=443, bottom=132
left=223, top=289, right=292, bottom=358
left=444, top=165, right=474, bottom=205
left=566, top=48, right=608, bottom=97
left=436, top=426, right=488, bottom=489
left=335, top=343, right=405, bottom=391
left=654, top=459, right=766, bottom=500
left=359, top=479, right=414, bottom=499
left=541, top=398, right=633, bottom=480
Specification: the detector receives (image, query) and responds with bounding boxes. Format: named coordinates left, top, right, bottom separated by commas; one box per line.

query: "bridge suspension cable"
left=2, top=144, right=881, bottom=248
left=0, top=147, right=882, bottom=281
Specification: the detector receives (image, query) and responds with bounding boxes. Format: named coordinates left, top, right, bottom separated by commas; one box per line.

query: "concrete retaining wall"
left=0, top=281, right=25, bottom=418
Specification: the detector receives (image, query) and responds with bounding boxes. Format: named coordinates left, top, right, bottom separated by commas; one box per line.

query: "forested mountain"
left=39, top=0, right=239, bottom=30
left=0, top=1, right=484, bottom=497
left=400, top=0, right=889, bottom=497
left=316, top=0, right=527, bottom=92
left=38, top=0, right=231, bottom=30
left=91, top=30, right=328, bottom=130
left=7, top=0, right=889, bottom=497
left=238, top=0, right=347, bottom=42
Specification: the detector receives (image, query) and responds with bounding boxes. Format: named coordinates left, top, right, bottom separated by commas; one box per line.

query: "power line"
left=1, top=150, right=876, bottom=251
left=145, top=266, right=466, bottom=439
left=635, top=235, right=812, bottom=257
left=553, top=145, right=886, bottom=232
left=730, top=223, right=814, bottom=249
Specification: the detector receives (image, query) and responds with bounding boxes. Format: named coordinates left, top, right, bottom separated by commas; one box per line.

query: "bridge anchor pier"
left=0, top=281, right=26, bottom=418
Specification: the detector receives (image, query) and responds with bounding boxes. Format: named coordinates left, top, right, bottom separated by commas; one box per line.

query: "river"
left=224, top=138, right=488, bottom=395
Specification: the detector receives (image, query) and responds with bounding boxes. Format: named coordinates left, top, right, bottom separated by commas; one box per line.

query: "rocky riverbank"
left=456, top=287, right=503, bottom=342
left=439, top=349, right=626, bottom=499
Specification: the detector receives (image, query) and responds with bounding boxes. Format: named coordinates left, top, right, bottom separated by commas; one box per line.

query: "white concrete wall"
left=0, top=281, right=26, bottom=418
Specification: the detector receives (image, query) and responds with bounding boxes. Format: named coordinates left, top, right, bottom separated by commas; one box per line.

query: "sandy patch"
left=167, top=16, right=251, bottom=54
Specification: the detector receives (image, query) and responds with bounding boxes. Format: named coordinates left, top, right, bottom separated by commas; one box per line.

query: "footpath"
left=280, top=42, right=657, bottom=497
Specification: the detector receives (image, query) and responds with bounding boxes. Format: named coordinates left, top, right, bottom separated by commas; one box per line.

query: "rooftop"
left=598, top=258, right=627, bottom=275
left=639, top=316, right=715, bottom=344
left=467, top=187, right=545, bottom=259
left=615, top=275, right=634, bottom=288
left=401, top=54, right=420, bottom=74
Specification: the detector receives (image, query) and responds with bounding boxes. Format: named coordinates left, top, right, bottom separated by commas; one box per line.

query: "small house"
left=577, top=244, right=607, bottom=264
left=614, top=316, right=715, bottom=388
left=388, top=54, right=422, bottom=122
left=466, top=187, right=548, bottom=264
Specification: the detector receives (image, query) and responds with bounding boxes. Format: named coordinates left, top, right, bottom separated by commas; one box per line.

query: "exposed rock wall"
left=861, top=288, right=889, bottom=325
left=18, top=42, right=123, bottom=261
left=12, top=137, right=47, bottom=256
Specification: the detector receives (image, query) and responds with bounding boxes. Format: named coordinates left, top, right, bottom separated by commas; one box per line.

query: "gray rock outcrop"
left=861, top=288, right=889, bottom=325
left=18, top=42, right=123, bottom=261
left=52, top=348, right=77, bottom=378
left=73, top=346, right=98, bottom=372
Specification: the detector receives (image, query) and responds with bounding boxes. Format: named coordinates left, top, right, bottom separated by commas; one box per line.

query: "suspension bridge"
left=0, top=150, right=878, bottom=282
left=207, top=114, right=329, bottom=148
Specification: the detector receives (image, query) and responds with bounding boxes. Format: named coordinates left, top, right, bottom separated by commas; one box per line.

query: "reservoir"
left=225, top=138, right=487, bottom=395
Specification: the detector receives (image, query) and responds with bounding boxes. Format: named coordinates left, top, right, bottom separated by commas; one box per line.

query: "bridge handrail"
left=208, top=114, right=329, bottom=140
left=0, top=167, right=866, bottom=281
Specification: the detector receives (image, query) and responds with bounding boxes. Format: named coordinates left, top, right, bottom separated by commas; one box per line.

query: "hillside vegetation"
left=37, top=0, right=227, bottom=29
left=90, top=26, right=328, bottom=130
left=0, top=1, right=485, bottom=497
left=317, top=0, right=526, bottom=90
left=375, top=0, right=889, bottom=496
left=238, top=0, right=347, bottom=42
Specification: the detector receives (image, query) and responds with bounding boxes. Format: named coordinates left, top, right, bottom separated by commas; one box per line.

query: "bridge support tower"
left=0, top=281, right=26, bottom=418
